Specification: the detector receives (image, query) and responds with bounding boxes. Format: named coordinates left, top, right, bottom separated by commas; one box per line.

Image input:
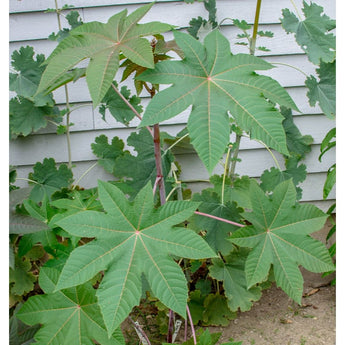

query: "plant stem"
left=194, top=211, right=245, bottom=228
left=270, top=62, right=309, bottom=77
left=110, top=83, right=153, bottom=137
left=249, top=0, right=262, bottom=55
left=72, top=162, right=98, bottom=189
left=164, top=133, right=189, bottom=153
left=110, top=83, right=142, bottom=121
left=290, top=0, right=303, bottom=20
left=154, top=124, right=167, bottom=203
left=167, top=310, right=174, bottom=343
left=128, top=316, right=152, bottom=345
left=16, top=177, right=40, bottom=185
left=258, top=140, right=283, bottom=170
left=221, top=144, right=232, bottom=205
left=54, top=0, right=72, bottom=169
left=229, top=133, right=241, bottom=183
left=186, top=305, right=197, bottom=345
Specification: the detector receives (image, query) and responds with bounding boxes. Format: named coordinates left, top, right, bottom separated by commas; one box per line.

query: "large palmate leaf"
left=55, top=181, right=215, bottom=335
left=281, top=1, right=335, bottom=65
left=36, top=3, right=173, bottom=105
left=209, top=249, right=262, bottom=312
left=17, top=267, right=125, bottom=345
left=306, top=61, right=336, bottom=119
left=138, top=30, right=297, bottom=173
left=230, top=179, right=334, bottom=303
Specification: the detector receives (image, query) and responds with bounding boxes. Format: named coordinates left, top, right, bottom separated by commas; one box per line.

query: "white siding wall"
left=9, top=0, right=336, bottom=210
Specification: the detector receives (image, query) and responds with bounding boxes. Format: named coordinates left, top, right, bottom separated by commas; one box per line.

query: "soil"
left=123, top=219, right=336, bottom=345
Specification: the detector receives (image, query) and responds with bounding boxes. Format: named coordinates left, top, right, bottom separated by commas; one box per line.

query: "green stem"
left=259, top=140, right=282, bottom=170
left=271, top=61, right=309, bottom=77
left=164, top=133, right=189, bottom=153
left=229, top=133, right=242, bottom=183
left=16, top=178, right=40, bottom=185
left=221, top=145, right=232, bottom=205
left=54, top=0, right=72, bottom=170
left=290, top=0, right=303, bottom=20
left=250, top=0, right=262, bottom=55
left=72, top=162, right=98, bottom=189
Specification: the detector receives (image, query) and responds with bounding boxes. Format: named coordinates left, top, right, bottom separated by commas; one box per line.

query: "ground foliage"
left=9, top=1, right=335, bottom=344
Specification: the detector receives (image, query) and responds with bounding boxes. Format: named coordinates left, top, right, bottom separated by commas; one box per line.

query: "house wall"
left=9, top=0, right=336, bottom=211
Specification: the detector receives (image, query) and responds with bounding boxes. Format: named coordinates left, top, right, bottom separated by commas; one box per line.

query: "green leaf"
left=37, top=3, right=173, bottom=105
left=189, top=189, right=243, bottom=255
left=17, top=267, right=125, bottom=345
left=323, top=164, right=335, bottom=199
left=319, top=127, right=335, bottom=161
left=232, top=19, right=251, bottom=31
left=9, top=46, right=54, bottom=106
left=281, top=107, right=313, bottom=159
left=99, top=81, right=143, bottom=125
left=10, top=305, right=40, bottom=345
left=9, top=97, right=61, bottom=137
left=10, top=256, right=36, bottom=296
left=209, top=249, right=262, bottom=312
left=187, top=17, right=207, bottom=39
left=139, top=30, right=296, bottom=173
left=306, top=61, right=336, bottom=119
left=49, top=11, right=83, bottom=42
left=91, top=135, right=126, bottom=175
left=281, top=1, right=336, bottom=64
left=230, top=180, right=334, bottom=303
left=28, top=158, right=73, bottom=202
left=9, top=212, right=50, bottom=235
left=202, top=293, right=236, bottom=326
left=55, top=181, right=215, bottom=335
left=113, top=128, right=174, bottom=197
left=260, top=156, right=307, bottom=200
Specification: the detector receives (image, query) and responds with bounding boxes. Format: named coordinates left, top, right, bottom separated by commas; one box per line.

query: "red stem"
left=194, top=211, right=245, bottom=227
left=153, top=124, right=166, bottom=204
left=186, top=305, right=197, bottom=345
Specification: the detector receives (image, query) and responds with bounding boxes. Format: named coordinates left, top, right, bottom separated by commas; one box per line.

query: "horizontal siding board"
left=9, top=0, right=335, bottom=18
left=9, top=0, right=335, bottom=41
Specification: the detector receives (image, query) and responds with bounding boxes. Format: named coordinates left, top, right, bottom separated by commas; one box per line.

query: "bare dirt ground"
left=211, top=218, right=336, bottom=345
left=212, top=277, right=335, bottom=345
